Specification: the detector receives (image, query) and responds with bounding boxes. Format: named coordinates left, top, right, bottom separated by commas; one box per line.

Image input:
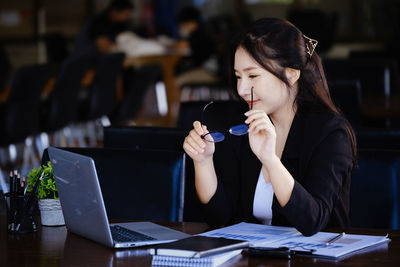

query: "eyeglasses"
left=200, top=87, right=253, bottom=143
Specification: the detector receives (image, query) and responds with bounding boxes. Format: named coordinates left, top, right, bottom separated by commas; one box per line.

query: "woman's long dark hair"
left=230, top=18, right=357, bottom=167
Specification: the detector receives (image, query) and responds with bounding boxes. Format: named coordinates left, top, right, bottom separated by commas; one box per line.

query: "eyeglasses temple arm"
left=201, top=101, right=214, bottom=126
left=251, top=87, right=253, bottom=110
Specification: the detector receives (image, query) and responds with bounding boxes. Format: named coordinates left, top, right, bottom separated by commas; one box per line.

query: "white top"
left=253, top=170, right=274, bottom=225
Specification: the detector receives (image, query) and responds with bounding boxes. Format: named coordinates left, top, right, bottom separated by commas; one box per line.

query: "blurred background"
left=0, top=0, right=400, bottom=175
left=0, top=0, right=399, bottom=66
left=1, top=0, right=400, bottom=228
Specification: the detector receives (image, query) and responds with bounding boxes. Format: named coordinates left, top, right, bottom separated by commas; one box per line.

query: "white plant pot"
left=38, top=199, right=65, bottom=226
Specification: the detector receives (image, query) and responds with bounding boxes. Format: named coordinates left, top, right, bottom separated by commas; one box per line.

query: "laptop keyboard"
left=110, top=225, right=156, bottom=243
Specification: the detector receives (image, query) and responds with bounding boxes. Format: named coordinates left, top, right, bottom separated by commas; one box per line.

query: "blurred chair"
left=329, top=80, right=362, bottom=129
left=44, top=147, right=185, bottom=222
left=0, top=64, right=50, bottom=173
left=323, top=58, right=398, bottom=98
left=104, top=126, right=187, bottom=151
left=79, top=53, right=125, bottom=146
left=356, top=129, right=400, bottom=150
left=350, top=149, right=400, bottom=229
left=324, top=58, right=398, bottom=128
left=102, top=126, right=203, bottom=222
left=86, top=53, right=125, bottom=121
left=113, top=66, right=161, bottom=124
left=41, top=56, right=92, bottom=148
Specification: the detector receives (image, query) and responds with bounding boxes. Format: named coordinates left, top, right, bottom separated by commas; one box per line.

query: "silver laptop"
left=48, top=147, right=190, bottom=248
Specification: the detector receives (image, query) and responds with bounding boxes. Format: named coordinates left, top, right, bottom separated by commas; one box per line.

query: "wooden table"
left=1, top=215, right=400, bottom=266
left=124, top=54, right=181, bottom=127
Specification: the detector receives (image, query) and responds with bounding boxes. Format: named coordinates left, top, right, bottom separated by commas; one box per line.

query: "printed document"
left=200, top=222, right=390, bottom=259
left=200, top=222, right=300, bottom=246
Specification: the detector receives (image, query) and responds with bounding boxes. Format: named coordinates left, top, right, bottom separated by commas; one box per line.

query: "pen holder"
left=4, top=192, right=39, bottom=234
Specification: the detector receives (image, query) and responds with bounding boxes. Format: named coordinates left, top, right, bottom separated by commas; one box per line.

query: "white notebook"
left=151, top=249, right=242, bottom=267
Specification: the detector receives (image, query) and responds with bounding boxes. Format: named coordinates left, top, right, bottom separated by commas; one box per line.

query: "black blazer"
left=202, top=112, right=353, bottom=236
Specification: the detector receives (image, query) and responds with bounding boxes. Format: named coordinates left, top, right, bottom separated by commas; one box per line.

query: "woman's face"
left=234, top=47, right=292, bottom=115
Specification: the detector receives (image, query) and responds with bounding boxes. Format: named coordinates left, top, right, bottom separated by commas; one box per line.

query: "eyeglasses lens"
left=229, top=124, right=249, bottom=136
left=204, top=132, right=225, bottom=143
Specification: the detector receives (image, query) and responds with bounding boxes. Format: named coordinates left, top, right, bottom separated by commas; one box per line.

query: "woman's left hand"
left=245, top=110, right=277, bottom=164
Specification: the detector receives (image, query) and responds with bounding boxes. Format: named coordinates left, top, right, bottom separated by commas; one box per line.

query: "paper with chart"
left=199, top=222, right=301, bottom=246
left=199, top=222, right=390, bottom=259
left=265, top=231, right=390, bottom=259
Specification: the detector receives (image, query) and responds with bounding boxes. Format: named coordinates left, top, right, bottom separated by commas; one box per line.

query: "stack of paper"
left=151, top=249, right=242, bottom=266
left=149, top=236, right=248, bottom=266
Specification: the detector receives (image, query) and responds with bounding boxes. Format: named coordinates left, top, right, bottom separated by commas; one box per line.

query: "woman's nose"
left=237, top=83, right=251, bottom=97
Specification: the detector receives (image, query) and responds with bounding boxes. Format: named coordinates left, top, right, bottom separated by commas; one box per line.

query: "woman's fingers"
left=183, top=122, right=215, bottom=163
left=202, top=124, right=209, bottom=134
left=183, top=141, right=199, bottom=155
left=187, top=134, right=205, bottom=152
left=245, top=110, right=268, bottom=123
left=249, top=121, right=272, bottom=135
left=189, top=128, right=206, bottom=148
left=184, top=135, right=204, bottom=155
left=248, top=119, right=266, bottom=133
left=245, top=110, right=275, bottom=134
left=193, top=121, right=204, bottom=135
left=183, top=122, right=210, bottom=156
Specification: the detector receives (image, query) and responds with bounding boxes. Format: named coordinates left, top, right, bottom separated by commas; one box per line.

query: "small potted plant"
left=27, top=161, right=65, bottom=226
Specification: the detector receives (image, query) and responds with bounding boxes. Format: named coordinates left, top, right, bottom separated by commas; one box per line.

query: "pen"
left=326, top=232, right=345, bottom=246
left=13, top=170, right=18, bottom=195
left=23, top=177, right=28, bottom=195
left=17, top=174, right=24, bottom=196
left=15, top=172, right=44, bottom=231
left=9, top=171, right=16, bottom=231
left=9, top=171, right=14, bottom=194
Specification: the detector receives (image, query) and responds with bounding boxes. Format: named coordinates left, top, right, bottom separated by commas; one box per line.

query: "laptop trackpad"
left=114, top=222, right=191, bottom=240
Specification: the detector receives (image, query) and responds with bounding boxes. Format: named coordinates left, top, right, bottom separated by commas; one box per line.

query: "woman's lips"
left=246, top=100, right=259, bottom=106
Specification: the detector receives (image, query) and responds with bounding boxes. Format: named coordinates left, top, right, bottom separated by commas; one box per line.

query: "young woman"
left=183, top=18, right=356, bottom=236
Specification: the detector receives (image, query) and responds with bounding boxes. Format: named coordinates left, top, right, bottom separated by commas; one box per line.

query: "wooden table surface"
left=1, top=215, right=400, bottom=266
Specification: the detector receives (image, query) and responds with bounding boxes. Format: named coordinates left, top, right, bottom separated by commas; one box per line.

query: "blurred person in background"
left=175, top=6, right=219, bottom=88
left=70, top=0, right=163, bottom=124
left=71, top=0, right=134, bottom=59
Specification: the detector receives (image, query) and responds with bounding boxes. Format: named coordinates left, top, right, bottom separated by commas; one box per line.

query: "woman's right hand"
left=183, top=121, right=215, bottom=163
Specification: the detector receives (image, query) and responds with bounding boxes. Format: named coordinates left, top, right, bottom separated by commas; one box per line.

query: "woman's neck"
left=270, top=99, right=297, bottom=133
left=269, top=94, right=297, bottom=159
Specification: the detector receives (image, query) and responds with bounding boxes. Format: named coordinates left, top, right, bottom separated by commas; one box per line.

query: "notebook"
left=151, top=249, right=243, bottom=267
left=48, top=147, right=190, bottom=248
left=149, top=236, right=249, bottom=257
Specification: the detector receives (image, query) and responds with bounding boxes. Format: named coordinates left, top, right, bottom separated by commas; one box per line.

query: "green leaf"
left=26, top=161, right=58, bottom=199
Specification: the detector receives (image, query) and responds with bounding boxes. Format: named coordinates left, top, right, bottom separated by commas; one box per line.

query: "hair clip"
left=303, top=35, right=318, bottom=58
